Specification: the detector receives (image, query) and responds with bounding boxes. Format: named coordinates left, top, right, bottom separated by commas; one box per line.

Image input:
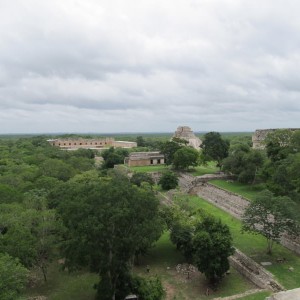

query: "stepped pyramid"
left=173, top=126, right=202, bottom=149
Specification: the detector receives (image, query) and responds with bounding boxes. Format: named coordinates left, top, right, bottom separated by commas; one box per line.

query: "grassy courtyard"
left=129, top=165, right=169, bottom=173
left=184, top=195, right=300, bottom=290
left=190, top=162, right=219, bottom=176
left=210, top=179, right=265, bottom=201
left=135, top=231, right=257, bottom=300
left=24, top=263, right=98, bottom=300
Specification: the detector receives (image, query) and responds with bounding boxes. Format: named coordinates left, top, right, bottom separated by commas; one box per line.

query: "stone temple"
left=173, top=126, right=202, bottom=149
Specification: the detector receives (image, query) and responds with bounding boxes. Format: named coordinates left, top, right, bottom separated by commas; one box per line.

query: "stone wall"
left=252, top=128, right=300, bottom=149
left=191, top=182, right=300, bottom=255
left=47, top=138, right=136, bottom=150
left=229, top=249, right=284, bottom=292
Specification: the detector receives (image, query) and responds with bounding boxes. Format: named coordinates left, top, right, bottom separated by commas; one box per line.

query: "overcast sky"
left=1, top=0, right=300, bottom=134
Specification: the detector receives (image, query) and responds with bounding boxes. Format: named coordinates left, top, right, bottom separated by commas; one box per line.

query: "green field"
left=135, top=232, right=256, bottom=300
left=190, top=162, right=218, bottom=176
left=185, top=195, right=300, bottom=290
left=129, top=165, right=169, bottom=173
left=24, top=264, right=98, bottom=300
left=210, top=180, right=265, bottom=201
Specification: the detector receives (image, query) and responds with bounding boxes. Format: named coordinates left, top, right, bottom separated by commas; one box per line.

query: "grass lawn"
left=190, top=162, right=219, bottom=177
left=24, top=263, right=98, bottom=300
left=129, top=165, right=169, bottom=173
left=210, top=180, right=265, bottom=201
left=185, top=195, right=300, bottom=290
left=135, top=232, right=256, bottom=300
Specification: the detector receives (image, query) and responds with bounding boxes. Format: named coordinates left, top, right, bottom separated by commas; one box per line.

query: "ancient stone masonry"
left=252, top=128, right=300, bottom=149
left=229, top=249, right=284, bottom=292
left=173, top=126, right=202, bottom=149
left=191, top=181, right=300, bottom=255
left=47, top=138, right=137, bottom=150
left=124, top=152, right=165, bottom=167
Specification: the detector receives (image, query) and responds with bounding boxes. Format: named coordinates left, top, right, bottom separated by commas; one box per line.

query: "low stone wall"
left=192, top=182, right=300, bottom=255
left=229, top=249, right=284, bottom=292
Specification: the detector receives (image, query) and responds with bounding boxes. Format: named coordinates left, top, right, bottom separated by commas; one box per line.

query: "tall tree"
left=223, top=144, right=265, bottom=183
left=201, top=132, right=229, bottom=170
left=0, top=253, right=28, bottom=300
left=242, top=190, right=299, bottom=254
left=58, top=173, right=163, bottom=300
left=173, top=147, right=199, bottom=170
left=192, top=216, right=234, bottom=283
left=159, top=141, right=182, bottom=165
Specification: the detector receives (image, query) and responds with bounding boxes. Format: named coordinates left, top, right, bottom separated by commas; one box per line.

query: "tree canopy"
left=58, top=172, right=163, bottom=300
left=173, top=147, right=199, bottom=170
left=242, top=190, right=299, bottom=254
left=201, top=132, right=229, bottom=169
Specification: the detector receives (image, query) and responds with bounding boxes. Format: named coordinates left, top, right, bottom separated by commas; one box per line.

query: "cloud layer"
left=1, top=0, right=300, bottom=133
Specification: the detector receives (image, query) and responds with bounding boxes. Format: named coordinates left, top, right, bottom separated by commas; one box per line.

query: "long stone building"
left=124, top=152, right=165, bottom=167
left=47, top=137, right=137, bottom=150
left=252, top=128, right=300, bottom=149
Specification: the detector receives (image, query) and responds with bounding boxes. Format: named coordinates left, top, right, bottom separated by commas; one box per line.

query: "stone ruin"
left=173, top=126, right=202, bottom=149
left=252, top=128, right=300, bottom=149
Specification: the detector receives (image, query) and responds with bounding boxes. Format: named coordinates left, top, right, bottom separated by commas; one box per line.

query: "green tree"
left=58, top=173, right=162, bottom=300
left=159, top=141, right=182, bottom=165
left=193, top=216, right=234, bottom=283
left=242, top=190, right=299, bottom=254
left=136, top=136, right=146, bottom=147
left=201, top=132, right=229, bottom=170
left=130, top=172, right=154, bottom=187
left=130, top=275, right=165, bottom=300
left=0, top=253, right=28, bottom=300
left=173, top=147, right=199, bottom=170
left=223, top=144, right=265, bottom=183
left=102, top=147, right=129, bottom=169
left=158, top=171, right=178, bottom=190
left=264, top=129, right=298, bottom=162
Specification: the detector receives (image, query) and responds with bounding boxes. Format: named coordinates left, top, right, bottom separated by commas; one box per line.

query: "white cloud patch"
left=0, top=0, right=300, bottom=133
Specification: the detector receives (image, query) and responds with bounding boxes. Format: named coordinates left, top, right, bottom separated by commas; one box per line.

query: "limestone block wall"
left=48, top=138, right=136, bottom=150
left=252, top=128, right=300, bottom=149
left=229, top=249, right=284, bottom=292
left=193, top=182, right=300, bottom=255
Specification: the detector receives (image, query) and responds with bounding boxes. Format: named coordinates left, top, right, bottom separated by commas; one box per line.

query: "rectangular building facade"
left=125, top=152, right=165, bottom=167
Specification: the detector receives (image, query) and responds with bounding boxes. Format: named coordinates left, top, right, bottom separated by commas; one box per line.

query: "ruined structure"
left=173, top=126, right=202, bottom=149
left=252, top=128, right=300, bottom=149
left=124, top=152, right=165, bottom=167
left=47, top=138, right=137, bottom=150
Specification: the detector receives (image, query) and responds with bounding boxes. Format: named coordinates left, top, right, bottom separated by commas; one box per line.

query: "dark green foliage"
left=58, top=172, right=163, bottom=300
left=158, top=171, right=178, bottom=190
left=102, top=147, right=129, bottom=169
left=262, top=130, right=300, bottom=201
left=165, top=203, right=234, bottom=283
left=170, top=222, right=194, bottom=262
left=193, top=216, right=234, bottom=283
left=130, top=172, right=154, bottom=187
left=130, top=275, right=165, bottom=300
left=173, top=147, right=199, bottom=170
left=223, top=144, right=265, bottom=183
left=242, top=190, right=299, bottom=254
left=0, top=253, right=28, bottom=300
left=159, top=141, right=182, bottom=165
left=136, top=136, right=146, bottom=147
left=201, top=132, right=229, bottom=169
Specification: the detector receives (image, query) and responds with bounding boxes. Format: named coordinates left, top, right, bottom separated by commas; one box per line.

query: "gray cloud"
left=0, top=0, right=300, bottom=133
